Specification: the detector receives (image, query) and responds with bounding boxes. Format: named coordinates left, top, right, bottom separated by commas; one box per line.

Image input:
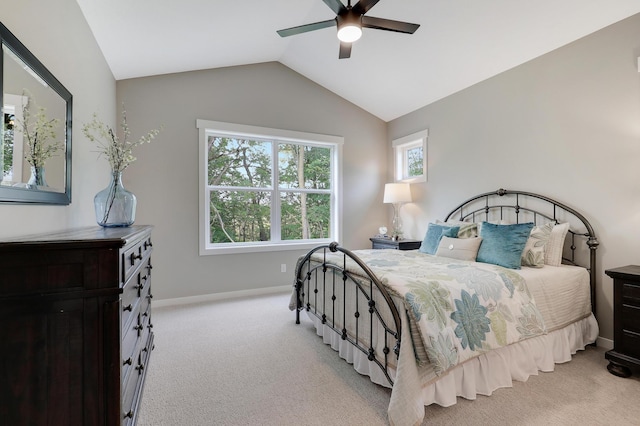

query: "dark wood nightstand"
left=370, top=237, right=421, bottom=250
left=605, top=265, right=640, bottom=378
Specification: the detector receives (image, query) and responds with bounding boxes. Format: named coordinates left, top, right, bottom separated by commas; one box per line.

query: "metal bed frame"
left=294, top=188, right=599, bottom=386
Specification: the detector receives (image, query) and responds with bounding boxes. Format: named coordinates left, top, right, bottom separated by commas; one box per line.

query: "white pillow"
left=435, top=236, right=483, bottom=261
left=544, top=222, right=570, bottom=266
left=521, top=222, right=554, bottom=268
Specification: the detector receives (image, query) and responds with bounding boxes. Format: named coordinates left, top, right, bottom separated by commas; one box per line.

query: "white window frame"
left=3, top=94, right=26, bottom=182
left=197, top=119, right=343, bottom=255
left=392, top=129, right=428, bottom=183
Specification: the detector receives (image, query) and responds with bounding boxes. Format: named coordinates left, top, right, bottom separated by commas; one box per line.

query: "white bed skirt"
left=305, top=311, right=599, bottom=425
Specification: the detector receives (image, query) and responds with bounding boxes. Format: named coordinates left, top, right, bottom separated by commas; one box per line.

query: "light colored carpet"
left=137, top=291, right=640, bottom=426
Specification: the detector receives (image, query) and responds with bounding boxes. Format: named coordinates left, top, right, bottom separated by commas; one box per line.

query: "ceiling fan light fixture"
left=337, top=23, right=362, bottom=43
left=277, top=0, right=420, bottom=58
left=337, top=11, right=362, bottom=43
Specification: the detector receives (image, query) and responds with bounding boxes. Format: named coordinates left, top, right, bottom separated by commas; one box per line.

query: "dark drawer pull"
left=147, top=293, right=154, bottom=299
left=130, top=252, right=143, bottom=264
left=144, top=240, right=153, bottom=249
left=123, top=357, right=133, bottom=366
left=135, top=276, right=147, bottom=291
left=123, top=304, right=133, bottom=312
left=137, top=363, right=145, bottom=374
left=148, top=323, right=154, bottom=329
left=124, top=410, right=134, bottom=419
left=134, top=324, right=144, bottom=331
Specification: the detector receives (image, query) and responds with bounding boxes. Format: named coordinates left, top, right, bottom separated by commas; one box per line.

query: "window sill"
left=200, top=240, right=332, bottom=256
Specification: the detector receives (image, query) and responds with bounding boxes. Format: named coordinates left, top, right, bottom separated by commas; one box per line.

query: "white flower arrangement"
left=17, top=94, right=63, bottom=168
left=82, top=109, right=160, bottom=173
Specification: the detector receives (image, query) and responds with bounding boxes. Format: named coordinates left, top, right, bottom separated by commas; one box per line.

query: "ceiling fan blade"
left=362, top=16, right=419, bottom=34
left=352, top=0, right=381, bottom=16
left=339, top=42, right=352, bottom=59
left=322, top=0, right=347, bottom=15
left=277, top=19, right=336, bottom=37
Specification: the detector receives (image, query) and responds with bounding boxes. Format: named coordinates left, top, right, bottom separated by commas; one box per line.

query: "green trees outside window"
left=2, top=113, right=15, bottom=180
left=406, top=145, right=423, bottom=178
left=207, top=136, right=333, bottom=244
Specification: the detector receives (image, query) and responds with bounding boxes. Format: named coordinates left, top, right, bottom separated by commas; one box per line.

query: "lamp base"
left=391, top=203, right=403, bottom=241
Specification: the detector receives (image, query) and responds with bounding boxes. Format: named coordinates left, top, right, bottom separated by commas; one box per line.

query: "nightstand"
left=370, top=237, right=421, bottom=250
left=605, top=265, right=640, bottom=378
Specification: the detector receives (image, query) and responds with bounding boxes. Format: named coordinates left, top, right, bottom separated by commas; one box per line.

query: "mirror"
left=0, top=21, right=72, bottom=204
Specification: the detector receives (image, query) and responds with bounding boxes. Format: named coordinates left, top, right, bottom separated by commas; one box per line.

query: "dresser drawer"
left=139, top=286, right=152, bottom=325
left=122, top=312, right=144, bottom=365
left=121, top=277, right=139, bottom=331
left=122, top=329, right=153, bottom=426
left=121, top=266, right=151, bottom=330
left=122, top=236, right=153, bottom=283
left=122, top=359, right=141, bottom=425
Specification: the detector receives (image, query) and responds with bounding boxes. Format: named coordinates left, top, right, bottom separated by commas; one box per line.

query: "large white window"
left=197, top=119, right=342, bottom=255
left=392, top=129, right=428, bottom=183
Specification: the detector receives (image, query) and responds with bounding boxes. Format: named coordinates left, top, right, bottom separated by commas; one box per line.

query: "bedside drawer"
left=370, top=237, right=421, bottom=251
left=620, top=329, right=640, bottom=360
left=372, top=240, right=397, bottom=249
left=623, top=282, right=640, bottom=305
left=622, top=304, right=640, bottom=332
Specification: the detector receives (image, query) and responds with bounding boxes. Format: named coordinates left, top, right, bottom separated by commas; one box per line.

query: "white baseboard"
left=596, top=336, right=613, bottom=350
left=153, top=285, right=292, bottom=308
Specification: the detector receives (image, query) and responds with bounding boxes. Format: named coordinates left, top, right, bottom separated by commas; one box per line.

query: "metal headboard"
left=443, top=188, right=599, bottom=315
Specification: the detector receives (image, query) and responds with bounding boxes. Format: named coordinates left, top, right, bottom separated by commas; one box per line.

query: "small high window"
left=392, top=129, right=428, bottom=183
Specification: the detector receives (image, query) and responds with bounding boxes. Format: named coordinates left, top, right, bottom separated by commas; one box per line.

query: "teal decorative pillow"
left=477, top=222, right=534, bottom=269
left=419, top=223, right=460, bottom=255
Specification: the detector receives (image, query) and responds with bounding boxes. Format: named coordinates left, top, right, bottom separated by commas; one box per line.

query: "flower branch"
left=16, top=93, right=63, bottom=168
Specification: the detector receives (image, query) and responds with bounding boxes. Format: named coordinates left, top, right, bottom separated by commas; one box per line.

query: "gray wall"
left=0, top=0, right=116, bottom=235
left=3, top=1, right=633, bottom=343
left=388, top=13, right=640, bottom=342
left=116, top=63, right=388, bottom=300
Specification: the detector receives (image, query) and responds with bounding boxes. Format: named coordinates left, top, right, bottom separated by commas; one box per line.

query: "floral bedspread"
left=311, top=249, right=547, bottom=375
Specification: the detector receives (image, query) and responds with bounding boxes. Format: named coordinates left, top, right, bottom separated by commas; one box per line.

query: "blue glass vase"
left=27, top=166, right=48, bottom=188
left=94, top=171, right=136, bottom=227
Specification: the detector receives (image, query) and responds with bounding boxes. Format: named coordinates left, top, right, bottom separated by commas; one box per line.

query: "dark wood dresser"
left=0, top=226, right=154, bottom=425
left=605, top=265, right=640, bottom=378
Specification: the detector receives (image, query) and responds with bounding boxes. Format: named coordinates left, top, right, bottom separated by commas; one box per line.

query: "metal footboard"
left=295, top=242, right=401, bottom=385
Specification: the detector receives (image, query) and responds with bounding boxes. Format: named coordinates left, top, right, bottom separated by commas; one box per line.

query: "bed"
left=290, top=188, right=600, bottom=426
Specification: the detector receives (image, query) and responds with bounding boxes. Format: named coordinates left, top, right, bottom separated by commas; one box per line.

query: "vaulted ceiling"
left=76, top=0, right=640, bottom=122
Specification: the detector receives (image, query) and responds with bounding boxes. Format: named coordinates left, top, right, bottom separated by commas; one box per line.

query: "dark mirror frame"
left=0, top=21, right=72, bottom=205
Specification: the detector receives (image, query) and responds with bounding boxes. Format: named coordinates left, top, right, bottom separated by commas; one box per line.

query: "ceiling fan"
left=277, top=0, right=420, bottom=59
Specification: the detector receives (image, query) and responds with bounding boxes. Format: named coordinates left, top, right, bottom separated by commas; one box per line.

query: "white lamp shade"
left=383, top=183, right=412, bottom=204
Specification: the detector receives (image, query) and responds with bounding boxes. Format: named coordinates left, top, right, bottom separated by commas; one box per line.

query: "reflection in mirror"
left=0, top=21, right=72, bottom=204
